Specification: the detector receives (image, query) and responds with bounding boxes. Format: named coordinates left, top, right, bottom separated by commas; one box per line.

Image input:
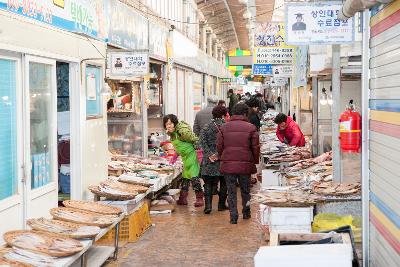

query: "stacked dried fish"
left=63, top=200, right=123, bottom=215
left=27, top=218, right=100, bottom=239
left=3, top=230, right=83, bottom=257
left=283, top=151, right=332, bottom=173
left=50, top=208, right=119, bottom=227
left=0, top=248, right=33, bottom=267
left=312, top=181, right=361, bottom=196
left=252, top=189, right=320, bottom=207
left=3, top=247, right=55, bottom=267
left=268, top=148, right=312, bottom=163
left=101, top=179, right=149, bottom=194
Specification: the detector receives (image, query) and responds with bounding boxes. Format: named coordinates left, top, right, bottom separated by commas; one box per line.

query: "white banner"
left=108, top=52, right=149, bottom=77
left=253, top=47, right=294, bottom=65
left=285, top=2, right=354, bottom=45
left=273, top=65, right=293, bottom=78
left=272, top=78, right=289, bottom=86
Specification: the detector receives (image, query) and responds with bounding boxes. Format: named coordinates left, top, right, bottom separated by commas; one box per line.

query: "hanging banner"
left=285, top=2, right=355, bottom=45
left=107, top=51, right=149, bottom=77
left=252, top=64, right=273, bottom=75
left=253, top=47, right=295, bottom=65
left=166, top=36, right=174, bottom=80
left=272, top=78, right=289, bottom=86
left=149, top=21, right=168, bottom=61
left=273, top=65, right=293, bottom=78
left=253, top=22, right=296, bottom=73
left=107, top=0, right=148, bottom=50
left=294, top=46, right=309, bottom=87
left=0, top=0, right=107, bottom=39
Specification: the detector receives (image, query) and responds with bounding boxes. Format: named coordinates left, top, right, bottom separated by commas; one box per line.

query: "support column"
left=312, top=76, right=319, bottom=157
left=200, top=23, right=207, bottom=51
left=332, top=44, right=342, bottom=183
left=207, top=30, right=213, bottom=56
left=213, top=40, right=218, bottom=59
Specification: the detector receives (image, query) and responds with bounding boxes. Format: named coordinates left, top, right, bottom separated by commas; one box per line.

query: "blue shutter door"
left=0, top=59, right=17, bottom=200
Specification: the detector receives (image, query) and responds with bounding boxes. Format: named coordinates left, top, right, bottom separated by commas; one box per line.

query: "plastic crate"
left=96, top=202, right=152, bottom=246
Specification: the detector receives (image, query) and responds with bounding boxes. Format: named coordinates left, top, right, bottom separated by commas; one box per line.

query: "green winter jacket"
left=169, top=121, right=199, bottom=179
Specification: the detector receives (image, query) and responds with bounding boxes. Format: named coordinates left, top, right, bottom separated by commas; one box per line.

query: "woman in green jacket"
left=163, top=114, right=204, bottom=207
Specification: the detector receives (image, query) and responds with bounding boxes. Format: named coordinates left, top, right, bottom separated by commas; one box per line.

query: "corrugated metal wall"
left=369, top=2, right=400, bottom=266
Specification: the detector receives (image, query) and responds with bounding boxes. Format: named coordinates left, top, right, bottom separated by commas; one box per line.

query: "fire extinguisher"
left=339, top=100, right=361, bottom=153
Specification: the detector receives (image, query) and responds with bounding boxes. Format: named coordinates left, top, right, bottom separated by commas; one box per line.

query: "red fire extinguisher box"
left=339, top=108, right=361, bottom=153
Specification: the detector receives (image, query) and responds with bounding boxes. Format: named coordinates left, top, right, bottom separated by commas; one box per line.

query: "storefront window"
left=0, top=59, right=17, bottom=200
left=30, top=62, right=53, bottom=189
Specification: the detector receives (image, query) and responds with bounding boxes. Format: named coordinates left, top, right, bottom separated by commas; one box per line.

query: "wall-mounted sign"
left=107, top=52, right=149, bottom=77
left=149, top=21, right=168, bottom=61
left=285, top=3, right=354, bottom=45
left=255, top=22, right=292, bottom=48
left=107, top=0, right=148, bottom=50
left=252, top=64, right=273, bottom=75
left=0, top=0, right=106, bottom=39
left=253, top=47, right=295, bottom=65
left=273, top=65, right=293, bottom=78
left=272, top=78, right=289, bottom=86
left=220, top=78, right=233, bottom=83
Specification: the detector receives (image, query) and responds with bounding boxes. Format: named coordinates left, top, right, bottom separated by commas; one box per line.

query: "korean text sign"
left=253, top=47, right=294, bottom=65
left=252, top=64, right=273, bottom=75
left=285, top=2, right=354, bottom=45
left=108, top=52, right=149, bottom=77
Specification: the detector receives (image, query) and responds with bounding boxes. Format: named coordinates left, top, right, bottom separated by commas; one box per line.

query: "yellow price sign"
left=53, top=0, right=65, bottom=8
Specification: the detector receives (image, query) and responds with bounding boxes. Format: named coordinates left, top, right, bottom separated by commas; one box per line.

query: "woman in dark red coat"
left=217, top=103, right=260, bottom=224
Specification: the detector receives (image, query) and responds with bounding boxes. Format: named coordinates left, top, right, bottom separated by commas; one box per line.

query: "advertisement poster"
left=252, top=64, right=273, bottom=75
left=285, top=2, right=354, bottom=45
left=253, top=22, right=296, bottom=74
left=253, top=47, right=295, bottom=65
left=108, top=0, right=148, bottom=50
left=1, top=0, right=107, bottom=39
left=273, top=65, right=293, bottom=78
left=108, top=52, right=149, bottom=77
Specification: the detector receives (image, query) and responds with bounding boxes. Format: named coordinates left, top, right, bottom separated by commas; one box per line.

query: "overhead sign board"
left=285, top=2, right=355, bottom=45
left=273, top=65, right=293, bottom=77
left=272, top=78, right=289, bottom=86
left=253, top=47, right=295, bottom=65
left=107, top=51, right=149, bottom=77
left=1, top=0, right=106, bottom=39
left=252, top=64, right=273, bottom=75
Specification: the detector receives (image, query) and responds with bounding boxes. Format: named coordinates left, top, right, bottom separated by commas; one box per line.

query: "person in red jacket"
left=217, top=103, right=260, bottom=224
left=274, top=113, right=306, bottom=147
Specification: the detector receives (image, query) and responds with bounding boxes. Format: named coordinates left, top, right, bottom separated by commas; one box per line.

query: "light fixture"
left=101, top=83, right=112, bottom=96
left=327, top=85, right=333, bottom=105
left=239, top=0, right=248, bottom=5
left=320, top=87, right=328, bottom=105
left=243, top=9, right=252, bottom=19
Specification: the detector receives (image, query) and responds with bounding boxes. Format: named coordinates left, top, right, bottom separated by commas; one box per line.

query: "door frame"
left=23, top=55, right=58, bottom=221
left=0, top=52, right=24, bottom=229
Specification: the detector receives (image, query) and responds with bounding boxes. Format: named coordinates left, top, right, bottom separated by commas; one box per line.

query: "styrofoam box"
left=254, top=244, right=352, bottom=267
left=262, top=169, right=280, bottom=187
left=259, top=204, right=313, bottom=233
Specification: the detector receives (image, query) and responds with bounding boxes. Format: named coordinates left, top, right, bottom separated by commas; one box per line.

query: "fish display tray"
left=63, top=200, right=123, bottom=215
left=50, top=207, right=119, bottom=228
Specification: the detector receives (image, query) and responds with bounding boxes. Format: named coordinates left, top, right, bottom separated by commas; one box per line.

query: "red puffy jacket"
left=217, top=115, right=260, bottom=175
left=276, top=116, right=305, bottom=147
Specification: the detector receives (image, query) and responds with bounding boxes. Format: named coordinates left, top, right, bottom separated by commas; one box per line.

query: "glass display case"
left=107, top=80, right=143, bottom=156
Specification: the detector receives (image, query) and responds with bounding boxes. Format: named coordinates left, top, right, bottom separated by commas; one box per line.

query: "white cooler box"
left=254, top=244, right=352, bottom=267
left=261, top=169, right=281, bottom=188
left=259, top=204, right=313, bottom=233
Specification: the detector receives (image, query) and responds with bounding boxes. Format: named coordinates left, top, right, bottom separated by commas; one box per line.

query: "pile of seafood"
left=89, top=178, right=150, bottom=200
left=282, top=151, right=332, bottom=173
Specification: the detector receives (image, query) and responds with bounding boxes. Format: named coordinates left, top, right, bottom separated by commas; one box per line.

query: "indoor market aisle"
left=106, top=187, right=265, bottom=267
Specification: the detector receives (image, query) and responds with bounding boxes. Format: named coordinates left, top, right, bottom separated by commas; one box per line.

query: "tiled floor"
left=106, top=186, right=266, bottom=267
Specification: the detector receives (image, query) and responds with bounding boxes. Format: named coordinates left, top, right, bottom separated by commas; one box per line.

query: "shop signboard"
left=107, top=51, right=149, bottom=77
left=0, top=0, right=107, bottom=39
left=149, top=21, right=168, bottom=61
left=253, top=22, right=295, bottom=71
left=107, top=0, right=148, bottom=50
left=285, top=2, right=354, bottom=45
left=273, top=65, right=293, bottom=78
left=252, top=64, right=273, bottom=75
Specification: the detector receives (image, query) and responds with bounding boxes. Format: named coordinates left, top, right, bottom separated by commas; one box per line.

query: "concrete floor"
left=106, top=186, right=266, bottom=267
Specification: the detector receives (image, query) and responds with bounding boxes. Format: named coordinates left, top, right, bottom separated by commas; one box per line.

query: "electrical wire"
left=87, top=37, right=106, bottom=59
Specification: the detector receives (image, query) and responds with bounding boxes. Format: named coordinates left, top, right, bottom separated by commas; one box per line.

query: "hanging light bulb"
left=239, top=0, right=248, bottom=4
left=243, top=9, right=252, bottom=19
left=327, top=85, right=333, bottom=105
left=320, top=88, right=328, bottom=105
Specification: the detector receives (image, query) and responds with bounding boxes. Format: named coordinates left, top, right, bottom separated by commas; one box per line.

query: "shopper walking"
left=227, top=89, right=239, bottom=115
left=217, top=103, right=260, bottom=224
left=163, top=114, right=204, bottom=207
left=218, top=100, right=230, bottom=121
left=246, top=97, right=261, bottom=131
left=274, top=113, right=305, bottom=147
left=199, top=105, right=229, bottom=214
left=193, top=95, right=219, bottom=136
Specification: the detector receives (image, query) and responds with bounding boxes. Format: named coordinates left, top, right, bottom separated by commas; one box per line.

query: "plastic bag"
left=312, top=213, right=357, bottom=236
